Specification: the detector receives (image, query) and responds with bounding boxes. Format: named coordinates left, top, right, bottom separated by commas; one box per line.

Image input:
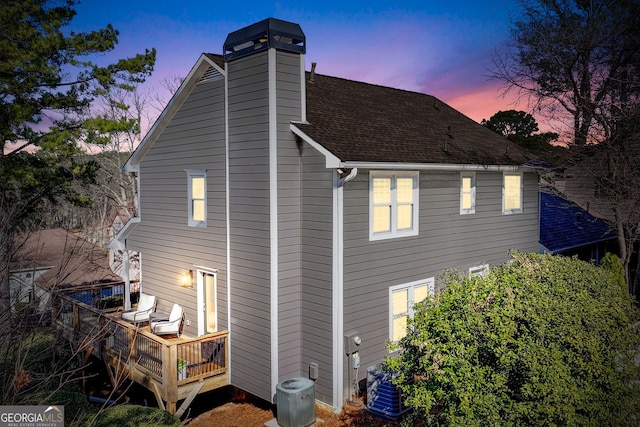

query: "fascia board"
left=123, top=54, right=226, bottom=172
left=290, top=123, right=341, bottom=168
left=106, top=217, right=140, bottom=250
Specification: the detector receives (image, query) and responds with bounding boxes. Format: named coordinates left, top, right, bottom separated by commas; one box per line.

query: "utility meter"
left=344, top=331, right=361, bottom=355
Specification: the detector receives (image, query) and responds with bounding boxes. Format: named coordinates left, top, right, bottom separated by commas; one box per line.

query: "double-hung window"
left=460, top=172, right=476, bottom=214
left=502, top=171, right=523, bottom=214
left=389, top=278, right=435, bottom=342
left=187, top=170, right=207, bottom=227
left=370, top=171, right=419, bottom=240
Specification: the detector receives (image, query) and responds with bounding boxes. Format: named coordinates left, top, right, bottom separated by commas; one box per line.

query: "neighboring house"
left=114, top=18, right=539, bottom=410
left=10, top=228, right=122, bottom=312
left=539, top=187, right=617, bottom=263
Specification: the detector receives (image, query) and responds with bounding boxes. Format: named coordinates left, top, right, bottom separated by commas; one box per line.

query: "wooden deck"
left=52, top=282, right=229, bottom=416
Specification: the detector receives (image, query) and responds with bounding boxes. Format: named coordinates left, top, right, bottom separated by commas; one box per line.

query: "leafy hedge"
left=386, top=253, right=640, bottom=426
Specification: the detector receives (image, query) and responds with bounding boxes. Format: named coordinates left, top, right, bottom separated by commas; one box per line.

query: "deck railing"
left=52, top=282, right=229, bottom=415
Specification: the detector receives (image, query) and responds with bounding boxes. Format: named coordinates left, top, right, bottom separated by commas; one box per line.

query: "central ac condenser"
left=275, top=377, right=315, bottom=427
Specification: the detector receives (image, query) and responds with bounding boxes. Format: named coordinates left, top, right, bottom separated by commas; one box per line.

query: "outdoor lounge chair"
left=150, top=304, right=184, bottom=337
left=122, top=293, right=156, bottom=323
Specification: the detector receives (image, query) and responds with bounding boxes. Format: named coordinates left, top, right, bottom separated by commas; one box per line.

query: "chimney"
left=223, top=18, right=306, bottom=62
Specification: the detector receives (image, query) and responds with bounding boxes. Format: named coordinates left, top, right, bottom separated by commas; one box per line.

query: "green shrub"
left=92, top=405, right=181, bottom=427
left=386, top=252, right=640, bottom=426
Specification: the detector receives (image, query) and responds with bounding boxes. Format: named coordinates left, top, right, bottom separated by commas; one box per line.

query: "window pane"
left=193, top=200, right=205, bottom=221
left=414, top=285, right=429, bottom=304
left=192, top=177, right=205, bottom=199
left=504, top=175, right=521, bottom=210
left=462, top=192, right=472, bottom=210
left=392, top=316, right=407, bottom=341
left=462, top=176, right=471, bottom=193
left=396, top=178, right=414, bottom=203
left=392, top=289, right=408, bottom=316
left=373, top=177, right=391, bottom=204
left=373, top=206, right=391, bottom=233
left=397, top=205, right=413, bottom=230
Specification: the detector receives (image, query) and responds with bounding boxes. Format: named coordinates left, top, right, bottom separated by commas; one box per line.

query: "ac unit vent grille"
left=366, top=365, right=411, bottom=420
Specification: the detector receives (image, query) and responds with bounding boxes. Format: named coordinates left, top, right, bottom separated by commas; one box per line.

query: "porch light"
left=180, top=270, right=193, bottom=288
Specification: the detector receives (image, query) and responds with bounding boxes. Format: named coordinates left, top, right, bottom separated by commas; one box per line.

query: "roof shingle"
left=296, top=73, right=531, bottom=165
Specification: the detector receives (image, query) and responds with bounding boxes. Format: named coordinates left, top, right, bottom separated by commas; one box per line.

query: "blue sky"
left=70, top=0, right=526, bottom=123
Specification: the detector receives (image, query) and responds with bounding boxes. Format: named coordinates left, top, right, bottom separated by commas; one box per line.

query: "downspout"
left=338, top=168, right=358, bottom=187
left=334, top=167, right=357, bottom=410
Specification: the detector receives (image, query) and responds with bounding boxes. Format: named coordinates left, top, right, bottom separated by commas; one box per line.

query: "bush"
left=92, top=405, right=181, bottom=427
left=386, top=252, right=640, bottom=426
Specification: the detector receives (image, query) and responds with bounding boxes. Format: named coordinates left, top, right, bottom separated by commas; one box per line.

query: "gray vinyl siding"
left=127, top=78, right=228, bottom=337
left=300, top=145, right=334, bottom=404
left=341, top=170, right=539, bottom=385
left=227, top=51, right=272, bottom=402
left=276, top=51, right=304, bottom=382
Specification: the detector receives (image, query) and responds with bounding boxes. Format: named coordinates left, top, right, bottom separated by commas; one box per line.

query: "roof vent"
left=224, top=18, right=305, bottom=61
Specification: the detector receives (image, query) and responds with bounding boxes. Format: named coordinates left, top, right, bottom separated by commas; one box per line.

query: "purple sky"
left=70, top=0, right=529, bottom=124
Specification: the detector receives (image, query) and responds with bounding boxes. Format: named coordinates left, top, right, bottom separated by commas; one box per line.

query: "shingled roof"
left=539, top=189, right=616, bottom=254
left=295, top=73, right=532, bottom=165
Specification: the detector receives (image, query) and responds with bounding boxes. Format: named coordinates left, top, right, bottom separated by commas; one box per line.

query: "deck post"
left=163, top=343, right=178, bottom=414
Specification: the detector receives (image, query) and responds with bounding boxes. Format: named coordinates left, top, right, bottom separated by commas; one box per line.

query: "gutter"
left=338, top=161, right=524, bottom=172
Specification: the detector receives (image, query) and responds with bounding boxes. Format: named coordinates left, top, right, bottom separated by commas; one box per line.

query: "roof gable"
left=124, top=53, right=225, bottom=171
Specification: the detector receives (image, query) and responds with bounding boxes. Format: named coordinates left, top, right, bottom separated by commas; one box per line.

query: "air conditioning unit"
left=276, top=377, right=316, bottom=427
left=366, top=364, right=410, bottom=420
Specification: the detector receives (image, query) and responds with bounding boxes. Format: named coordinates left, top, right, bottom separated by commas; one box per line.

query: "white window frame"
left=460, top=171, right=476, bottom=215
left=186, top=169, right=207, bottom=227
left=389, top=278, right=435, bottom=344
left=369, top=171, right=419, bottom=241
left=502, top=171, right=523, bottom=215
left=469, top=264, right=489, bottom=278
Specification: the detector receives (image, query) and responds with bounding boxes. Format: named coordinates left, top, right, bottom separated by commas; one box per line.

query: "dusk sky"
left=69, top=0, right=530, bottom=124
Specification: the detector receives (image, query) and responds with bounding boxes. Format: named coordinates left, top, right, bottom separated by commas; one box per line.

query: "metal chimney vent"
left=224, top=18, right=305, bottom=61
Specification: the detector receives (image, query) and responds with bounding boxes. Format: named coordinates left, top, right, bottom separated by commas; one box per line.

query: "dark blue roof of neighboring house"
left=540, top=191, right=617, bottom=254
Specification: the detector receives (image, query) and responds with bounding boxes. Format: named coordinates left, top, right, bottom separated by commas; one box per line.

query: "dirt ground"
left=186, top=399, right=401, bottom=427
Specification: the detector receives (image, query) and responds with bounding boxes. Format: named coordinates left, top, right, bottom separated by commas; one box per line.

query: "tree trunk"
left=0, top=224, right=13, bottom=351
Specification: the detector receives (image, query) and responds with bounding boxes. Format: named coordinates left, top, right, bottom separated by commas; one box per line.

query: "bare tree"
left=492, top=0, right=640, bottom=146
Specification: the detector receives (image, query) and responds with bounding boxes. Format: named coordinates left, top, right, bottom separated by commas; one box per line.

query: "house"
left=539, top=187, right=617, bottom=263
left=113, top=18, right=539, bottom=410
left=10, top=228, right=122, bottom=313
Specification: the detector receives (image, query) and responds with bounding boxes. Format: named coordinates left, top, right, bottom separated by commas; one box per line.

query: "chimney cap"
left=224, top=18, right=306, bottom=61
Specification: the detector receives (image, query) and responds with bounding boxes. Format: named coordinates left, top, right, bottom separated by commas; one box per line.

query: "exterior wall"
left=227, top=51, right=273, bottom=401
left=275, top=51, right=304, bottom=383
left=127, top=78, right=228, bottom=337
left=341, top=169, right=539, bottom=391
left=300, top=144, right=334, bottom=404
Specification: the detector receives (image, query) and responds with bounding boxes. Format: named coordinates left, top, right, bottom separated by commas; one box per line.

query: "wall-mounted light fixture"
left=180, top=270, right=193, bottom=288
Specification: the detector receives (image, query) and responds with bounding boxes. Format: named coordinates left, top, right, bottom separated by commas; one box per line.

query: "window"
left=502, top=172, right=523, bottom=214
left=469, top=264, right=489, bottom=278
left=187, top=170, right=207, bottom=227
left=389, top=278, right=435, bottom=342
left=370, top=171, right=419, bottom=240
left=460, top=172, right=476, bottom=214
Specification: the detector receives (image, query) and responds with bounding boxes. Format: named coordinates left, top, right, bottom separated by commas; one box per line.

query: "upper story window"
left=187, top=170, right=207, bottom=227
left=389, top=278, right=435, bottom=343
left=460, top=172, right=476, bottom=215
left=502, top=171, right=523, bottom=214
left=370, top=171, right=419, bottom=241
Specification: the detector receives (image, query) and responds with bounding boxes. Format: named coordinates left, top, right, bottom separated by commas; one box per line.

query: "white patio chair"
left=122, top=293, right=156, bottom=323
left=150, top=304, right=184, bottom=337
